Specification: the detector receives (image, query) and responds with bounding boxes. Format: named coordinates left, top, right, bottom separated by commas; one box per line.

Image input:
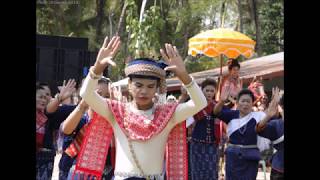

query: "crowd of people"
left=36, top=36, right=284, bottom=180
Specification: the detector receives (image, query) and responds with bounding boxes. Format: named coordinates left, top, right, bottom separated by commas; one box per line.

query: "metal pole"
left=220, top=54, right=223, bottom=76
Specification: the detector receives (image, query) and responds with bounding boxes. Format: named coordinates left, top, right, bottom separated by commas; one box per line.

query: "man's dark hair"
left=201, top=78, right=217, bottom=90
left=98, top=77, right=111, bottom=85
left=128, top=74, right=160, bottom=87
left=237, top=89, right=255, bottom=102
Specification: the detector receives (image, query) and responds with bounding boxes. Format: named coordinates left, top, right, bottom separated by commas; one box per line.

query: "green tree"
left=36, top=0, right=283, bottom=81
left=259, top=0, right=284, bottom=55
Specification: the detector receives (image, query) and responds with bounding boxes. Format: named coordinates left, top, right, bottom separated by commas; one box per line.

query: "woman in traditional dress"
left=36, top=85, right=55, bottom=180
left=190, top=78, right=219, bottom=180
left=218, top=59, right=242, bottom=109
left=36, top=80, right=77, bottom=180
left=213, top=87, right=281, bottom=180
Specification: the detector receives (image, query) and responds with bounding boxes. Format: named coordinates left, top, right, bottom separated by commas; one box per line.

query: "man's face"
left=129, top=78, right=158, bottom=109
left=97, top=83, right=110, bottom=98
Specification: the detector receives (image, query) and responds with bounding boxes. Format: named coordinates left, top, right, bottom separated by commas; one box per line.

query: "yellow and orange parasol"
left=188, top=28, right=256, bottom=75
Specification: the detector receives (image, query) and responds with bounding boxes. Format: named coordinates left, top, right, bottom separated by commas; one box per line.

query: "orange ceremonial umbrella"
left=188, top=28, right=256, bottom=75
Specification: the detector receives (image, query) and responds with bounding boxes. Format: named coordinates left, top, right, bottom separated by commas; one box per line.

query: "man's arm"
left=171, top=80, right=207, bottom=127
left=79, top=71, right=113, bottom=123
left=62, top=100, right=88, bottom=135
left=80, top=36, right=121, bottom=123
left=159, top=44, right=207, bottom=127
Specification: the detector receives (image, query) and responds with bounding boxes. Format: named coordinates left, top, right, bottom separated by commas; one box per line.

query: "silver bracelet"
left=54, top=94, right=62, bottom=103
left=183, top=76, right=195, bottom=89
left=89, top=66, right=103, bottom=79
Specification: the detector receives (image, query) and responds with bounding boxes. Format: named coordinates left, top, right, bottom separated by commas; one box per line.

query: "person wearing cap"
left=73, top=36, right=207, bottom=180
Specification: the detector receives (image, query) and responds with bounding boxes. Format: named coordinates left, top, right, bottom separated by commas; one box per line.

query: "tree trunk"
left=247, top=0, right=254, bottom=21
left=109, top=12, right=113, bottom=37
left=220, top=0, right=227, bottom=28
left=160, top=0, right=168, bottom=46
left=139, top=0, right=148, bottom=23
left=249, top=0, right=262, bottom=56
left=116, top=1, right=127, bottom=36
left=237, top=0, right=243, bottom=32
left=95, top=0, right=105, bottom=50
left=210, top=4, right=217, bottom=29
left=50, top=4, right=66, bottom=35
left=182, top=0, right=190, bottom=57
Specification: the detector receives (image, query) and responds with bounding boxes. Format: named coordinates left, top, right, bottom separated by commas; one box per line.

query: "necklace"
left=238, top=122, right=247, bottom=135
left=123, top=102, right=155, bottom=180
left=238, top=114, right=248, bottom=135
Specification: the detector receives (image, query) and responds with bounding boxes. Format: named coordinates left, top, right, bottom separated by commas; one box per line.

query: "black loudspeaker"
left=36, top=35, right=92, bottom=94
left=38, top=47, right=55, bottom=66
left=37, top=34, right=88, bottom=50
left=37, top=48, right=56, bottom=83
left=90, top=51, right=98, bottom=65
left=60, top=36, right=88, bottom=50
left=36, top=35, right=60, bottom=48
left=63, top=49, right=81, bottom=80
left=77, top=51, right=98, bottom=77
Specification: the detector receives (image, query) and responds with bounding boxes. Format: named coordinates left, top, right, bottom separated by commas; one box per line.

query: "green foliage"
left=37, top=0, right=284, bottom=81
left=259, top=0, right=284, bottom=55
left=126, top=1, right=164, bottom=58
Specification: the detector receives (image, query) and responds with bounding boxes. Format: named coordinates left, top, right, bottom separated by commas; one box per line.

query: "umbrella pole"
left=220, top=55, right=223, bottom=76
left=217, top=54, right=224, bottom=178
left=216, top=55, right=223, bottom=102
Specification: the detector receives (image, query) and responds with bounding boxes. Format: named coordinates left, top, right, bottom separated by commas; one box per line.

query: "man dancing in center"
left=74, top=36, right=207, bottom=180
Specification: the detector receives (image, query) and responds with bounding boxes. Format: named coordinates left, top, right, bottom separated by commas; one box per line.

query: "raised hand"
left=59, top=79, right=77, bottom=101
left=265, top=87, right=281, bottom=118
left=220, top=85, right=231, bottom=102
left=160, top=43, right=187, bottom=77
left=95, top=36, right=121, bottom=68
